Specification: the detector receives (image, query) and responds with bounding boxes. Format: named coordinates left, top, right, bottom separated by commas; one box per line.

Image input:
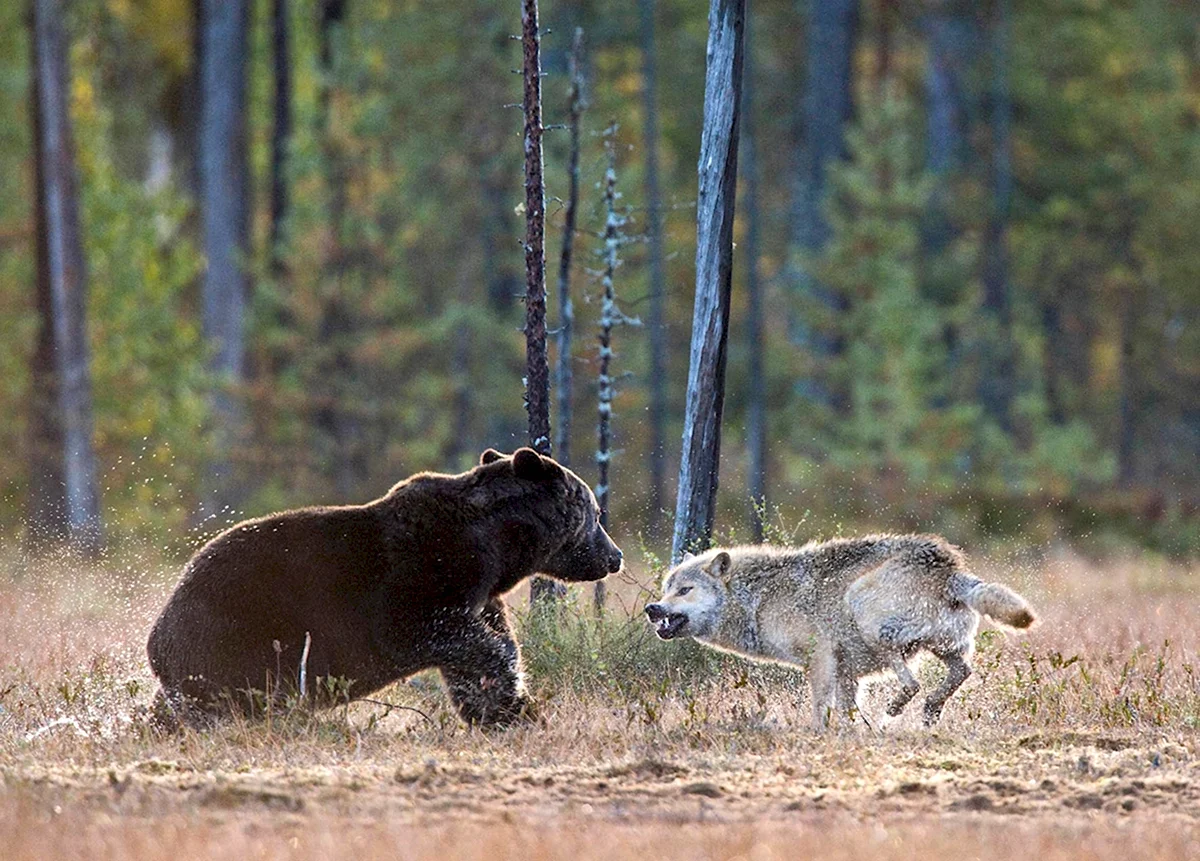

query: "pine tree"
left=815, top=87, right=948, bottom=488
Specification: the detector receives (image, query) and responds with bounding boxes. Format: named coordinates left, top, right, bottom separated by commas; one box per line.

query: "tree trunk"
left=315, top=0, right=362, bottom=499
left=875, top=0, right=895, bottom=90
left=32, top=0, right=103, bottom=555
left=741, top=14, right=766, bottom=542
left=268, top=0, right=292, bottom=274
left=26, top=20, right=68, bottom=549
left=595, top=136, right=626, bottom=613
left=554, top=28, right=585, bottom=468
left=639, top=0, right=669, bottom=537
left=200, top=0, right=250, bottom=515
left=522, top=0, right=561, bottom=606
left=978, top=0, right=1014, bottom=432
left=788, top=0, right=859, bottom=407
left=1117, top=288, right=1138, bottom=488
left=671, top=0, right=745, bottom=564
left=1041, top=294, right=1065, bottom=425
left=922, top=4, right=975, bottom=258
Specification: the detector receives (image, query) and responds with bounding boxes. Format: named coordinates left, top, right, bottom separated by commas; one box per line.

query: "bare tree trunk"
left=180, top=0, right=204, bottom=202
left=32, top=0, right=103, bottom=555
left=1041, top=293, right=1065, bottom=425
left=1117, top=287, right=1138, bottom=488
left=522, top=0, right=561, bottom=606
left=978, top=0, right=1014, bottom=433
left=639, top=0, right=669, bottom=537
left=200, top=0, right=250, bottom=516
left=875, top=0, right=895, bottom=89
left=595, top=134, right=631, bottom=613
left=268, top=0, right=292, bottom=274
left=922, top=5, right=975, bottom=259
left=447, top=264, right=475, bottom=466
left=314, top=0, right=363, bottom=499
left=787, top=0, right=858, bottom=410
left=741, top=15, right=766, bottom=543
left=26, top=20, right=68, bottom=549
left=554, top=28, right=585, bottom=468
left=671, top=0, right=745, bottom=564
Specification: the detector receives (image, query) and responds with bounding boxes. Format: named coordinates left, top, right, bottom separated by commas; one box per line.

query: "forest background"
left=2, top=0, right=1198, bottom=567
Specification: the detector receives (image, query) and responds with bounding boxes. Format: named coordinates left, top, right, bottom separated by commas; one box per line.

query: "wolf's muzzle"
left=645, top=604, right=687, bottom=639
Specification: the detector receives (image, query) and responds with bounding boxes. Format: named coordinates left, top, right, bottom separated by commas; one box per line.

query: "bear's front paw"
left=475, top=693, right=538, bottom=730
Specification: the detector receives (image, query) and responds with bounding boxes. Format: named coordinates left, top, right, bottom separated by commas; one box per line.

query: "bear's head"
left=478, top=447, right=623, bottom=582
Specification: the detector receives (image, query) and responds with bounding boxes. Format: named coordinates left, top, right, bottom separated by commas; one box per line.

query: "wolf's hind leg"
left=923, top=652, right=971, bottom=726
left=885, top=655, right=920, bottom=717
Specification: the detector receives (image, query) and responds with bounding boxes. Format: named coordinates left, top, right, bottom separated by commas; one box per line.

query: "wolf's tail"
left=948, top=573, right=1037, bottom=629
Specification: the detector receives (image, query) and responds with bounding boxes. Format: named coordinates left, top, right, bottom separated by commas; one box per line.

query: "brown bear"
left=147, top=447, right=622, bottom=728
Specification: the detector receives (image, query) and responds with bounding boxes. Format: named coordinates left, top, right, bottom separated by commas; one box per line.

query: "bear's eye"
left=676, top=586, right=692, bottom=596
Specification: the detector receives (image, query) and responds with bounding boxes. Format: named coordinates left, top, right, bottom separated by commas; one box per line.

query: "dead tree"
left=32, top=0, right=103, bottom=555
left=594, top=132, right=638, bottom=612
left=671, top=0, right=745, bottom=564
left=639, top=0, right=669, bottom=537
left=268, top=0, right=292, bottom=274
left=554, top=28, right=586, bottom=467
left=26, top=17, right=67, bottom=550
left=978, top=0, right=1015, bottom=433
left=200, top=0, right=251, bottom=516
left=314, top=0, right=366, bottom=499
left=522, top=0, right=562, bottom=606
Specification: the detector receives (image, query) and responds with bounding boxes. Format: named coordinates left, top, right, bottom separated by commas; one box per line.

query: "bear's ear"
left=707, top=551, right=732, bottom=581
left=480, top=448, right=505, bottom=465
left=680, top=550, right=696, bottom=563
left=512, top=447, right=552, bottom=481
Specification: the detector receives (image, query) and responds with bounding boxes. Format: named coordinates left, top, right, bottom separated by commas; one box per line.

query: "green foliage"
left=0, top=0, right=1194, bottom=555
left=813, top=87, right=963, bottom=489
left=72, top=32, right=209, bottom=547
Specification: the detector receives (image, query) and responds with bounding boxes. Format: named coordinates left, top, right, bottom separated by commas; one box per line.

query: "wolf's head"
left=644, top=550, right=732, bottom=640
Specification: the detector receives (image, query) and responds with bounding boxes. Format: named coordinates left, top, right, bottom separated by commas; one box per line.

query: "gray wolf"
left=644, top=535, right=1035, bottom=729
left=148, top=447, right=623, bottom=728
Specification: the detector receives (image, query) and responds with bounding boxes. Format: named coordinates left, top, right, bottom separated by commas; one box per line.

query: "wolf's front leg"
left=834, top=651, right=861, bottom=724
left=809, top=638, right=839, bottom=731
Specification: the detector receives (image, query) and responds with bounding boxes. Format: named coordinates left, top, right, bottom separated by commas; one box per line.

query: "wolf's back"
left=948, top=573, right=1036, bottom=629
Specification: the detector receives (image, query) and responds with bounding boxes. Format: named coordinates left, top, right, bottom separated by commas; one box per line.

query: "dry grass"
left=1, top=544, right=1199, bottom=859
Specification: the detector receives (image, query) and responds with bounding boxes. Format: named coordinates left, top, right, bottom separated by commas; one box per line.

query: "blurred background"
left=2, top=0, right=1198, bottom=563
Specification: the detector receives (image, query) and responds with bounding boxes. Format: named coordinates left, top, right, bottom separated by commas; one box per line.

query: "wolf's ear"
left=512, top=447, right=554, bottom=481
left=708, top=551, right=732, bottom=581
left=480, top=448, right=505, bottom=465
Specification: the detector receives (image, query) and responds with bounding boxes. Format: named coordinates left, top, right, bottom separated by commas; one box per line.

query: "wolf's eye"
left=676, top=586, right=692, bottom=596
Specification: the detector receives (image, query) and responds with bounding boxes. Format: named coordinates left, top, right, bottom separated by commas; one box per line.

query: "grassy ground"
left=1, top=544, right=1198, bottom=859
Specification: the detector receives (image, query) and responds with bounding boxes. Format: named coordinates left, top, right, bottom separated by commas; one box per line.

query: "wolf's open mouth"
left=655, top=613, right=688, bottom=640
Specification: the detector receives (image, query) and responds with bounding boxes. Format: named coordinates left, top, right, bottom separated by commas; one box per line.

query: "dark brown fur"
left=147, top=448, right=622, bottom=728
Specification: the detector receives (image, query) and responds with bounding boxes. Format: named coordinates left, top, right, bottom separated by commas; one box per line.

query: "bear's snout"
left=607, top=546, right=624, bottom=573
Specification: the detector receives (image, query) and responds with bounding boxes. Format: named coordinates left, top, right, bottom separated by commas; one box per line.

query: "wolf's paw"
left=886, top=683, right=920, bottom=717
left=922, top=699, right=945, bottom=727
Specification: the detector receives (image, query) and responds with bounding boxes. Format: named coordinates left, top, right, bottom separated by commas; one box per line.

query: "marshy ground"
left=1, top=547, right=1197, bottom=859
